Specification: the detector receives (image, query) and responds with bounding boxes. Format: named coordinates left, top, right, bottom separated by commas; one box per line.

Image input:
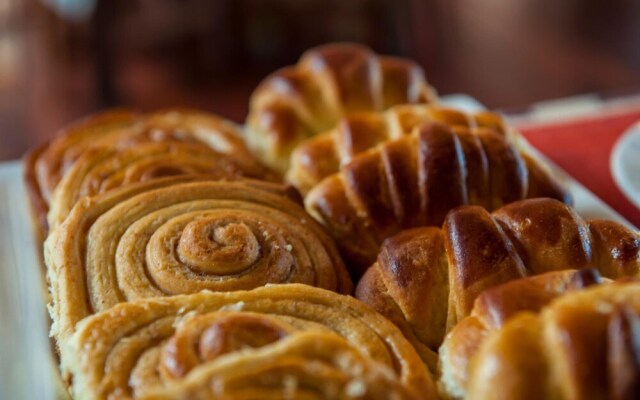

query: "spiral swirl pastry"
left=306, top=121, right=572, bottom=273
left=24, top=109, right=270, bottom=239
left=47, top=139, right=275, bottom=230
left=45, top=178, right=352, bottom=345
left=246, top=43, right=438, bottom=173
left=287, top=104, right=507, bottom=194
left=62, top=285, right=435, bottom=400
left=464, top=279, right=640, bottom=400
left=355, top=198, right=639, bottom=369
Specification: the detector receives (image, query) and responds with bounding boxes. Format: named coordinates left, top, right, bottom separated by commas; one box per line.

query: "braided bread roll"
left=246, top=43, right=438, bottom=173
left=438, top=269, right=608, bottom=398
left=355, top=198, right=639, bottom=369
left=288, top=104, right=507, bottom=194
left=307, top=122, right=572, bottom=274
left=45, top=178, right=352, bottom=345
left=24, top=109, right=270, bottom=238
left=63, top=284, right=436, bottom=400
left=465, top=279, right=640, bottom=400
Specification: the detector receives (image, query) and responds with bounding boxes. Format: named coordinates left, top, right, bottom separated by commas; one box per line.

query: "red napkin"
left=516, top=107, right=640, bottom=228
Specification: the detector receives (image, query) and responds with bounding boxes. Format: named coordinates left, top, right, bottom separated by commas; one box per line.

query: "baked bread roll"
left=24, top=110, right=137, bottom=241
left=464, top=279, right=640, bottom=400
left=47, top=139, right=273, bottom=230
left=288, top=104, right=507, bottom=194
left=438, top=269, right=607, bottom=398
left=24, top=109, right=271, bottom=239
left=307, top=122, right=572, bottom=274
left=62, top=284, right=436, bottom=400
left=355, top=198, right=639, bottom=369
left=246, top=43, right=438, bottom=173
left=45, top=178, right=352, bottom=346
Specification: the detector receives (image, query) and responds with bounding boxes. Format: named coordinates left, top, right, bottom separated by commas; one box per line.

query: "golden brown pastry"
left=24, top=109, right=271, bottom=239
left=246, top=43, right=438, bottom=172
left=307, top=122, right=572, bottom=273
left=23, top=110, right=138, bottom=242
left=47, top=139, right=273, bottom=230
left=45, top=178, right=352, bottom=346
left=464, top=279, right=640, bottom=400
left=438, top=269, right=608, bottom=398
left=287, top=104, right=507, bottom=194
left=355, top=198, right=639, bottom=369
left=62, top=284, right=436, bottom=400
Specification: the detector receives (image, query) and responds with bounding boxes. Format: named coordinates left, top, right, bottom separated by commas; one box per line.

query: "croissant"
left=307, top=122, right=572, bottom=274
left=464, top=279, right=640, bottom=400
left=355, top=198, right=639, bottom=369
left=245, top=43, right=438, bottom=172
left=62, top=284, right=435, bottom=399
left=287, top=104, right=508, bottom=194
left=24, top=109, right=271, bottom=239
left=438, top=269, right=608, bottom=398
left=45, top=178, right=352, bottom=345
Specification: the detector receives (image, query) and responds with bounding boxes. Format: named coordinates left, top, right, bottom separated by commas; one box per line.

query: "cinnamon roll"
left=62, top=284, right=435, bottom=399
left=45, top=178, right=352, bottom=345
left=24, top=109, right=272, bottom=239
left=47, top=140, right=272, bottom=230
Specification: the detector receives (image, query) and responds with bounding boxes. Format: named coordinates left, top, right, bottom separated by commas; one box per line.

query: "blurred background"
left=0, top=0, right=639, bottom=160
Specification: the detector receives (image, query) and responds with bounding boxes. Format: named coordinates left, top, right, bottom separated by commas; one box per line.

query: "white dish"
left=611, top=121, right=640, bottom=209
left=0, top=96, right=635, bottom=400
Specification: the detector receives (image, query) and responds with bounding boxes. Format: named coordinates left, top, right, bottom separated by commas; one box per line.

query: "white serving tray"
left=0, top=161, right=56, bottom=399
left=612, top=121, right=640, bottom=209
left=0, top=96, right=635, bottom=400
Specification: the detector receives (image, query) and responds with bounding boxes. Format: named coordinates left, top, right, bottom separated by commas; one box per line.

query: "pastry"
left=24, top=109, right=271, bottom=240
left=464, top=278, right=640, bottom=400
left=47, top=139, right=273, bottom=230
left=287, top=104, right=507, bottom=194
left=307, top=122, right=572, bottom=274
left=62, top=284, right=435, bottom=399
left=438, top=269, right=607, bottom=398
left=355, top=198, right=639, bottom=368
left=23, top=110, right=138, bottom=241
left=45, top=178, right=352, bottom=346
left=246, top=43, right=438, bottom=172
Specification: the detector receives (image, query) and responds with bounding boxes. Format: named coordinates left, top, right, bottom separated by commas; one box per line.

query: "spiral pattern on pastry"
left=47, top=139, right=275, bottom=230
left=24, top=109, right=269, bottom=238
left=355, top=198, right=639, bottom=370
left=465, top=279, right=640, bottom=400
left=287, top=104, right=508, bottom=194
left=306, top=121, right=572, bottom=274
left=45, top=178, right=352, bottom=344
left=246, top=43, right=438, bottom=173
left=63, top=284, right=435, bottom=400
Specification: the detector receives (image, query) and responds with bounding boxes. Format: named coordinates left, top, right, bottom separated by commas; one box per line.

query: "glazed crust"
left=439, top=269, right=608, bottom=398
left=246, top=43, right=437, bottom=172
left=465, top=280, right=640, bottom=400
left=355, top=198, right=639, bottom=370
left=307, top=123, right=572, bottom=275
left=287, top=104, right=508, bottom=195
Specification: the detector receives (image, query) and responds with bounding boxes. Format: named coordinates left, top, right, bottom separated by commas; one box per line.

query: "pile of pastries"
left=24, top=43, right=639, bottom=400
